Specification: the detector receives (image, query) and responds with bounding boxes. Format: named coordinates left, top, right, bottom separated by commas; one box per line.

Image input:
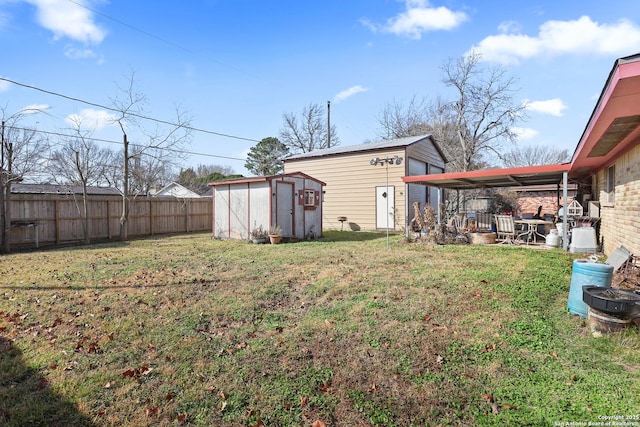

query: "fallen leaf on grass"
left=177, top=413, right=187, bottom=422
left=146, top=406, right=158, bottom=417
left=482, top=393, right=500, bottom=414
left=36, top=378, right=49, bottom=391
left=319, top=381, right=334, bottom=393
left=312, top=421, right=327, bottom=427
left=482, top=343, right=497, bottom=353
left=300, top=396, right=308, bottom=407
left=122, top=369, right=136, bottom=378
left=250, top=417, right=264, bottom=426
left=218, top=401, right=227, bottom=413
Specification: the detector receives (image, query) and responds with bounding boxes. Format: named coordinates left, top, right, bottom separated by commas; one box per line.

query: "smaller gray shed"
left=209, top=172, right=325, bottom=241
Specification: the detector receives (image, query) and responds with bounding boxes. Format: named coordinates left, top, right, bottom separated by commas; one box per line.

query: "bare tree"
left=49, top=116, right=116, bottom=244
left=375, top=93, right=497, bottom=172
left=109, top=71, right=193, bottom=240
left=128, top=145, right=175, bottom=195
left=441, top=51, right=526, bottom=171
left=194, top=164, right=235, bottom=178
left=1, top=108, right=49, bottom=252
left=279, top=103, right=339, bottom=153
left=376, top=96, right=431, bottom=140
left=501, top=144, right=571, bottom=168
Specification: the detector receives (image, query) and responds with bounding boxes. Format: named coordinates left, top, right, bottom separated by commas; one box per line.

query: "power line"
left=66, top=0, right=193, bottom=53
left=0, top=77, right=261, bottom=143
left=65, top=0, right=253, bottom=76
left=11, top=126, right=247, bottom=162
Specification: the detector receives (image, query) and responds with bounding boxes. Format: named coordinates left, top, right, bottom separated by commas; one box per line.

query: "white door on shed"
left=276, top=182, right=294, bottom=236
left=375, top=186, right=395, bottom=230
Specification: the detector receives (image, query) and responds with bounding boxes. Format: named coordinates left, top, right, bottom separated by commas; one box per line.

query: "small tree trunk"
left=120, top=133, right=129, bottom=241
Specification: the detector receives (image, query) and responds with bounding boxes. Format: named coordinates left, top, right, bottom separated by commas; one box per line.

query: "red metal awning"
left=402, top=163, right=571, bottom=190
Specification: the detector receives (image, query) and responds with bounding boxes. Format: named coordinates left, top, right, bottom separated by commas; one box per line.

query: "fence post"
left=54, top=199, right=60, bottom=245
left=149, top=199, right=154, bottom=236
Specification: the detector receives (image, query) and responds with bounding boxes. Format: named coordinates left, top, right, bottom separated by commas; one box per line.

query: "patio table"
left=514, top=219, right=554, bottom=244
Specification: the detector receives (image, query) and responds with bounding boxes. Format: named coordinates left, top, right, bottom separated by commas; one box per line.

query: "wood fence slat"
left=2, top=194, right=212, bottom=250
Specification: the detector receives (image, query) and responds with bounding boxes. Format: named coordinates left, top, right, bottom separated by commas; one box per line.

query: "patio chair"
left=494, top=214, right=527, bottom=245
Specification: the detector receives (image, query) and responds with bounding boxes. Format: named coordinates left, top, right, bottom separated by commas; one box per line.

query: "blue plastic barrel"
left=567, top=259, right=613, bottom=317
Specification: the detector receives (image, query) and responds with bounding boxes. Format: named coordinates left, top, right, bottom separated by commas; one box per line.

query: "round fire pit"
left=582, top=286, right=640, bottom=316
left=469, top=231, right=496, bottom=244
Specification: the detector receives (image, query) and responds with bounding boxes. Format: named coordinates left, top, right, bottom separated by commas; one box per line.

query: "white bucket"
left=545, top=233, right=560, bottom=247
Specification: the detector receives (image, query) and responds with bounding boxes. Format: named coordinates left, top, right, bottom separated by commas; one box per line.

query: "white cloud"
left=362, top=0, right=467, bottom=39
left=334, top=85, right=369, bottom=102
left=512, top=127, right=538, bottom=141
left=470, top=16, right=640, bottom=64
left=25, top=0, right=106, bottom=44
left=64, top=46, right=97, bottom=60
left=20, top=104, right=51, bottom=114
left=497, top=20, right=521, bottom=34
left=524, top=98, right=567, bottom=117
left=65, top=109, right=117, bottom=130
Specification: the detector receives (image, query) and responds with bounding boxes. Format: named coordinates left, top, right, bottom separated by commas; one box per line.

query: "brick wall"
left=516, top=193, right=564, bottom=218
left=597, top=143, right=640, bottom=256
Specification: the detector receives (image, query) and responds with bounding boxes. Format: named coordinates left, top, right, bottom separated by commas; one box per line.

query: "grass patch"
left=1, top=231, right=638, bottom=426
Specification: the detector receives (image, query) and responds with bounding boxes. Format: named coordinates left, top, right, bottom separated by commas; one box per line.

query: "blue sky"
left=2, top=0, right=640, bottom=176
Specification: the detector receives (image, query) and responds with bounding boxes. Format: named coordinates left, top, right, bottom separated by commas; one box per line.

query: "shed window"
left=606, top=165, right=615, bottom=203
left=304, top=190, right=316, bottom=206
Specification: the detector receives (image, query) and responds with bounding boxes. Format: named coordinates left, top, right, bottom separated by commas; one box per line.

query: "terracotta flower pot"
left=269, top=235, right=282, bottom=244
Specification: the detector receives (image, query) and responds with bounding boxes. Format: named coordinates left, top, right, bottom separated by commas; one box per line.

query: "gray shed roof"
left=284, top=134, right=445, bottom=162
left=11, top=183, right=121, bottom=196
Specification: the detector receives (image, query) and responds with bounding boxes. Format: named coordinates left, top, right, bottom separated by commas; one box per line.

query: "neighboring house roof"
left=11, top=183, right=120, bottom=196
left=208, top=171, right=326, bottom=187
left=284, top=134, right=447, bottom=163
left=154, top=182, right=208, bottom=198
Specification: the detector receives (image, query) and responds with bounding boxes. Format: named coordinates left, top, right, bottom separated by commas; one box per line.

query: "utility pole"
left=327, top=100, right=331, bottom=148
left=1, top=119, right=12, bottom=253
left=0, top=120, right=5, bottom=252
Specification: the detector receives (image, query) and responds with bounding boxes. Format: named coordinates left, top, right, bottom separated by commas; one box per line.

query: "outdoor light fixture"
left=369, top=155, right=404, bottom=248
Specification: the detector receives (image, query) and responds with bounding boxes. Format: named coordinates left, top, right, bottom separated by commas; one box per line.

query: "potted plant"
left=268, top=225, right=282, bottom=244
left=250, top=225, right=269, bottom=244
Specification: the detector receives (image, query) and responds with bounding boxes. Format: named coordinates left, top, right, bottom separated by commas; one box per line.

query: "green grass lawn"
left=1, top=231, right=638, bottom=426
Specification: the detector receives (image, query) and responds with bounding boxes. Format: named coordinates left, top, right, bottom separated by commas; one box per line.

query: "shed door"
left=376, top=186, right=395, bottom=230
left=276, top=182, right=294, bottom=237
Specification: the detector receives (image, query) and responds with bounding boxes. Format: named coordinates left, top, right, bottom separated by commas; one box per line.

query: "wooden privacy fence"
left=4, top=194, right=212, bottom=250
